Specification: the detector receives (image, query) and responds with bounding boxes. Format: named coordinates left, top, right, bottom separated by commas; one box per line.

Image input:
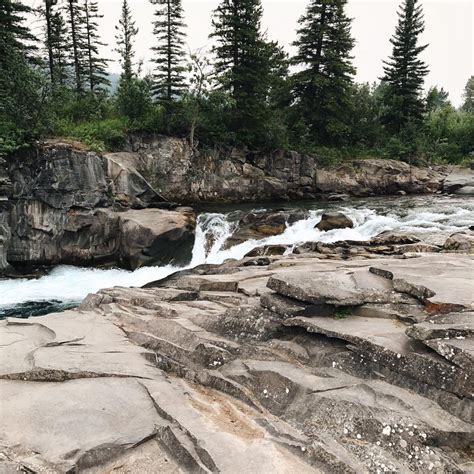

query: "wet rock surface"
left=1, top=252, right=473, bottom=472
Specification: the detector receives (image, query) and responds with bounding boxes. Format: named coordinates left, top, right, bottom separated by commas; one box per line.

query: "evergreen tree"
left=461, top=76, right=474, bottom=113
left=425, top=86, right=450, bottom=113
left=381, top=0, right=429, bottom=132
left=211, top=0, right=280, bottom=147
left=292, top=0, right=355, bottom=145
left=40, top=1, right=70, bottom=87
left=150, top=0, right=187, bottom=102
left=115, top=0, right=138, bottom=82
left=42, top=0, right=56, bottom=83
left=0, top=0, right=46, bottom=155
left=82, top=0, right=109, bottom=92
left=65, top=0, right=85, bottom=92
left=49, top=11, right=70, bottom=86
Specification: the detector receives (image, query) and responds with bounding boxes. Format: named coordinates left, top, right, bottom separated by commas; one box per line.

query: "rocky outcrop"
left=443, top=167, right=474, bottom=195
left=123, top=135, right=448, bottom=202
left=1, top=251, right=472, bottom=472
left=315, top=211, right=354, bottom=231
left=2, top=140, right=196, bottom=272
left=315, top=159, right=445, bottom=197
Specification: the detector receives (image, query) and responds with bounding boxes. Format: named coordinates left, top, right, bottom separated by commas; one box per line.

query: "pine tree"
left=65, top=0, right=85, bottom=92
left=115, top=0, right=138, bottom=82
left=211, top=0, right=277, bottom=147
left=40, top=1, right=70, bottom=87
left=381, top=0, right=429, bottom=132
left=0, top=0, right=46, bottom=155
left=150, top=0, right=187, bottom=103
left=42, top=0, right=56, bottom=83
left=461, top=76, right=474, bottom=113
left=49, top=11, right=70, bottom=86
left=292, top=0, right=355, bottom=145
left=82, top=0, right=109, bottom=92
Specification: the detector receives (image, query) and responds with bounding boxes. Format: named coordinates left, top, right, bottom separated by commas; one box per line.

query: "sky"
left=27, top=0, right=473, bottom=106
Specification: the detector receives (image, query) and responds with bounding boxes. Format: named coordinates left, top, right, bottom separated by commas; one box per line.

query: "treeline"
left=0, top=0, right=473, bottom=163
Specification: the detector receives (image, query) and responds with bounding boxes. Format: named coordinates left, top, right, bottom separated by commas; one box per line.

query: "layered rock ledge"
left=1, top=251, right=472, bottom=472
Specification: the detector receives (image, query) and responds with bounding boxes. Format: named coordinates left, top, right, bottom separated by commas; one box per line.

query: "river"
left=1, top=194, right=473, bottom=317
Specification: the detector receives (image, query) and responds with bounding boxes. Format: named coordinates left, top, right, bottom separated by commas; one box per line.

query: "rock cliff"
left=1, top=140, right=195, bottom=273
left=123, top=134, right=447, bottom=202
left=1, top=249, right=472, bottom=472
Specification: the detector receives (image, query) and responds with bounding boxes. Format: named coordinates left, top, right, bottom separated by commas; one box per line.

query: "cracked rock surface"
left=0, top=253, right=473, bottom=472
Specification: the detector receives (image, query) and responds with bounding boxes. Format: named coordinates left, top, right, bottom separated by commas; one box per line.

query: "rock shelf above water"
left=1, top=251, right=473, bottom=473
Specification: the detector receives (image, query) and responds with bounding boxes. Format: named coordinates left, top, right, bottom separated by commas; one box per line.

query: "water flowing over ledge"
left=1, top=195, right=473, bottom=314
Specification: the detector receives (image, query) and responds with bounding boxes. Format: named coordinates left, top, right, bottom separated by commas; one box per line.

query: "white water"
left=1, top=196, right=473, bottom=310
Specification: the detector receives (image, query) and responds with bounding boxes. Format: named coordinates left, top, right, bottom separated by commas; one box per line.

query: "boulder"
left=244, top=245, right=289, bottom=258
left=315, top=212, right=353, bottom=232
left=114, top=207, right=196, bottom=269
left=225, top=209, right=308, bottom=248
left=7, top=204, right=195, bottom=270
left=443, top=232, right=474, bottom=254
left=443, top=167, right=474, bottom=194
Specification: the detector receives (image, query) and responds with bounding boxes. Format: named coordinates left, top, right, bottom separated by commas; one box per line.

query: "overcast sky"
left=28, top=0, right=473, bottom=106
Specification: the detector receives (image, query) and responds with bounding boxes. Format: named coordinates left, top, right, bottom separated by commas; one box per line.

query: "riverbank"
left=1, top=241, right=472, bottom=472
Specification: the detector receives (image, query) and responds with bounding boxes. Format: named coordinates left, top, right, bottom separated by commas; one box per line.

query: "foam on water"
left=1, top=196, right=473, bottom=312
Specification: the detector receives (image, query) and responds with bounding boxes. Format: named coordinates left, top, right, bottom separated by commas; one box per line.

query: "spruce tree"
left=292, top=0, right=355, bottom=145
left=0, top=0, right=45, bottom=155
left=65, top=0, right=85, bottom=92
left=43, top=0, right=56, bottom=84
left=49, top=11, right=70, bottom=86
left=41, top=1, right=70, bottom=87
left=211, top=0, right=277, bottom=147
left=115, top=0, right=138, bottom=82
left=461, top=76, right=474, bottom=113
left=82, top=0, right=109, bottom=92
left=150, top=0, right=187, bottom=103
left=381, top=0, right=429, bottom=132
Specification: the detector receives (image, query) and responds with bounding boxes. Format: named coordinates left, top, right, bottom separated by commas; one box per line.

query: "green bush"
left=54, top=117, right=128, bottom=152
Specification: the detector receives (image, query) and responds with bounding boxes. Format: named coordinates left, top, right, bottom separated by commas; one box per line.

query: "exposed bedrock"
left=1, top=252, right=472, bottom=472
left=1, top=140, right=196, bottom=272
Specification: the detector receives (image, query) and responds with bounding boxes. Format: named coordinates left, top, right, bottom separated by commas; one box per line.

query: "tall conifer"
left=211, top=0, right=278, bottom=146
left=292, top=0, right=355, bottom=145
left=82, top=0, right=109, bottom=92
left=150, top=0, right=187, bottom=102
left=115, top=0, right=138, bottom=82
left=381, top=0, right=429, bottom=132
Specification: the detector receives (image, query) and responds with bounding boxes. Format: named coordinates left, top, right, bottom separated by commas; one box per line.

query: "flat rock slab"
left=369, top=254, right=474, bottom=309
left=0, top=311, right=159, bottom=380
left=267, top=268, right=404, bottom=306
left=0, top=378, right=162, bottom=472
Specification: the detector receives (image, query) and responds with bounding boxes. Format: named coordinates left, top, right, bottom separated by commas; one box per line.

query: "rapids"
left=1, top=195, right=473, bottom=317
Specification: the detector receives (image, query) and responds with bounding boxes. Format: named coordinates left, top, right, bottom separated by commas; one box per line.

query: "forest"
left=0, top=0, right=473, bottom=164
